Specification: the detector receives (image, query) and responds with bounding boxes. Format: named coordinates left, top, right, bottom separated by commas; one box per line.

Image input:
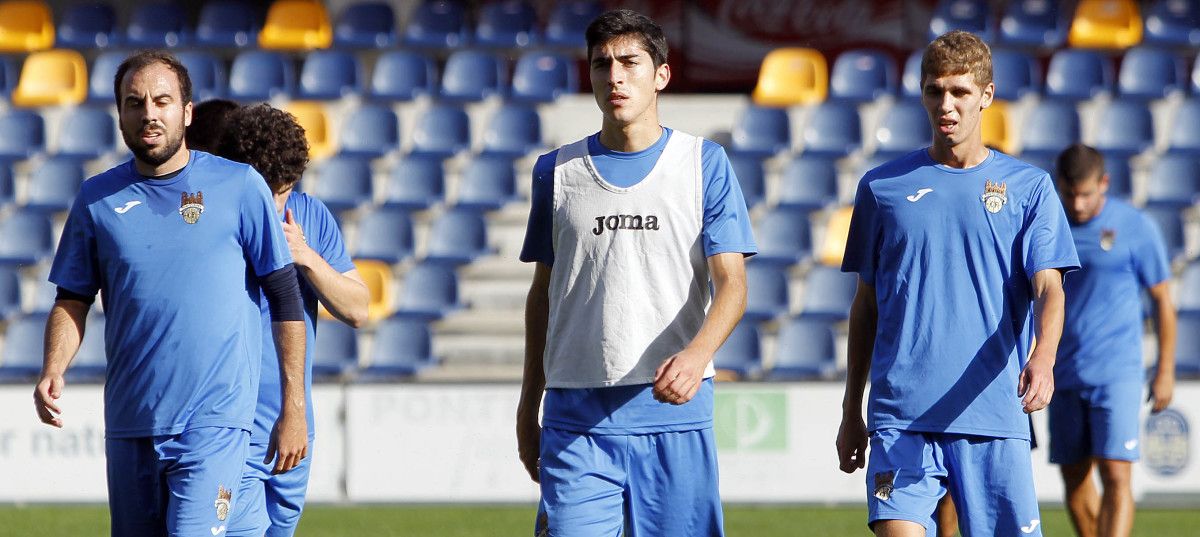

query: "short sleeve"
left=1021, top=174, right=1081, bottom=278
left=841, top=178, right=880, bottom=285
left=519, top=151, right=557, bottom=265
left=1133, top=211, right=1171, bottom=288
left=308, top=198, right=355, bottom=274
left=239, top=168, right=293, bottom=276
left=701, top=141, right=757, bottom=257
left=48, top=195, right=101, bottom=296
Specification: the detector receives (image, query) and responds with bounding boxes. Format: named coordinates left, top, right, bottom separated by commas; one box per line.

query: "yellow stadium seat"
left=0, top=1, right=53, bottom=52
left=818, top=206, right=853, bottom=267
left=1068, top=0, right=1142, bottom=49
left=752, top=47, right=828, bottom=107
left=981, top=100, right=1014, bottom=155
left=12, top=49, right=86, bottom=107
left=285, top=101, right=335, bottom=160
left=259, top=0, right=332, bottom=50
left=354, top=259, right=393, bottom=322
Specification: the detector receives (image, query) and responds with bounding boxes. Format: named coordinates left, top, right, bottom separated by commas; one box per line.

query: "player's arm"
left=280, top=209, right=368, bottom=328
left=34, top=295, right=92, bottom=428
left=261, top=266, right=309, bottom=474
left=1020, top=268, right=1066, bottom=414
left=1147, top=281, right=1176, bottom=412
left=653, top=252, right=747, bottom=405
left=837, top=279, right=876, bottom=473
left=517, top=262, right=551, bottom=483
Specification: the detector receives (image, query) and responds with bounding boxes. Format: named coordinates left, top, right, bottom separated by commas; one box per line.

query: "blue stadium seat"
left=424, top=209, right=490, bottom=265
left=1193, top=57, right=1200, bottom=99
left=1118, top=46, right=1186, bottom=100
left=126, top=3, right=189, bottom=48
left=481, top=104, right=541, bottom=158
left=26, top=158, right=84, bottom=213
left=1019, top=100, right=1079, bottom=158
left=352, top=207, right=415, bottom=264
left=402, top=0, right=469, bottom=49
left=0, top=110, right=43, bottom=160
left=176, top=51, right=227, bottom=102
left=768, top=316, right=838, bottom=380
left=0, top=55, right=21, bottom=99
left=801, top=102, right=861, bottom=157
left=731, top=105, right=790, bottom=158
left=778, top=156, right=838, bottom=210
left=800, top=265, right=857, bottom=320
left=874, top=100, right=930, bottom=158
left=1168, top=99, right=1200, bottom=156
left=370, top=50, right=436, bottom=101
left=1045, top=49, right=1114, bottom=101
left=229, top=51, right=294, bottom=102
left=456, top=156, right=517, bottom=211
left=88, top=51, right=124, bottom=103
left=1176, top=313, right=1200, bottom=376
left=728, top=154, right=764, bottom=209
left=0, top=211, right=52, bottom=265
left=195, top=0, right=263, bottom=48
left=510, top=51, right=577, bottom=103
left=712, top=321, right=762, bottom=379
left=313, top=156, right=373, bottom=212
left=744, top=263, right=789, bottom=323
left=57, top=107, right=115, bottom=159
left=1093, top=100, right=1154, bottom=157
left=298, top=50, right=363, bottom=100
left=394, top=263, right=461, bottom=320
left=1142, top=0, right=1200, bottom=47
left=829, top=49, right=898, bottom=102
left=1177, top=261, right=1200, bottom=315
left=1102, top=153, right=1133, bottom=200
left=338, top=104, right=400, bottom=158
left=0, top=313, right=47, bottom=382
left=361, top=317, right=435, bottom=379
left=382, top=156, right=444, bottom=210
left=475, top=0, right=539, bottom=48
left=998, top=0, right=1067, bottom=47
left=312, top=321, right=359, bottom=380
left=929, top=0, right=994, bottom=41
left=0, top=163, right=12, bottom=208
left=545, top=0, right=602, bottom=47
left=1145, top=155, right=1200, bottom=209
left=410, top=104, right=470, bottom=159
left=66, top=313, right=107, bottom=383
left=754, top=208, right=812, bottom=266
left=57, top=2, right=118, bottom=49
left=440, top=50, right=506, bottom=102
left=1142, top=206, right=1185, bottom=259
left=0, top=265, right=19, bottom=320
left=991, top=48, right=1041, bottom=101
left=901, top=51, right=923, bottom=98
left=333, top=2, right=397, bottom=48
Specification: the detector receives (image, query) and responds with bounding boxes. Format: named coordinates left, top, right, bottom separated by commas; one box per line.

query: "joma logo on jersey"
left=591, top=214, right=661, bottom=235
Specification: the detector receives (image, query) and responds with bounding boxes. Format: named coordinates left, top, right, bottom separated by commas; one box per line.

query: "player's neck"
left=928, top=137, right=989, bottom=169
left=135, top=146, right=191, bottom=178
left=598, top=117, right=663, bottom=153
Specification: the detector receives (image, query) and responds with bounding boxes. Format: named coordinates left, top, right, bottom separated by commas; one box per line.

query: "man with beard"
left=32, top=50, right=309, bottom=537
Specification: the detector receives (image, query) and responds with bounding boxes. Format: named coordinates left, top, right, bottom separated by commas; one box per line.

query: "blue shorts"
left=226, top=439, right=314, bottom=537
left=106, top=427, right=249, bottom=537
left=1048, top=381, right=1142, bottom=465
left=536, top=426, right=724, bottom=537
left=866, top=429, right=1041, bottom=537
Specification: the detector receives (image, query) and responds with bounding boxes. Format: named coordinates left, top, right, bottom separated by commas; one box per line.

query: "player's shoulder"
left=858, top=149, right=930, bottom=187
left=190, top=151, right=258, bottom=181
left=78, top=160, right=136, bottom=202
left=986, top=151, right=1052, bottom=184
left=1108, top=197, right=1157, bottom=231
left=287, top=191, right=337, bottom=222
left=532, top=148, right=562, bottom=182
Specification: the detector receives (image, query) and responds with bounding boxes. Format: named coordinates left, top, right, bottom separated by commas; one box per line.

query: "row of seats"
left=0, top=0, right=602, bottom=52
left=928, top=0, right=1198, bottom=49
left=754, top=44, right=1200, bottom=107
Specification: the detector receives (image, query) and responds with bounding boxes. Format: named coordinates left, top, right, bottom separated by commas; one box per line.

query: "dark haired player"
left=186, top=98, right=239, bottom=153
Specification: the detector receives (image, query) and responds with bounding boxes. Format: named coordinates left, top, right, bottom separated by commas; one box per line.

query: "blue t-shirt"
left=1056, top=198, right=1169, bottom=389
left=251, top=191, right=355, bottom=443
left=842, top=149, right=1080, bottom=440
left=49, top=151, right=293, bottom=438
left=520, top=128, right=757, bottom=434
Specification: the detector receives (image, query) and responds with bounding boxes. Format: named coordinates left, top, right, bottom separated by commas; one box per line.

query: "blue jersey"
left=251, top=192, right=354, bottom=443
left=50, top=151, right=293, bottom=438
left=842, top=149, right=1079, bottom=440
left=520, top=128, right=756, bottom=433
left=1056, top=198, right=1169, bottom=389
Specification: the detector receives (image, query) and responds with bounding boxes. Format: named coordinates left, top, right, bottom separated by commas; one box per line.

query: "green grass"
left=0, top=504, right=1197, bottom=536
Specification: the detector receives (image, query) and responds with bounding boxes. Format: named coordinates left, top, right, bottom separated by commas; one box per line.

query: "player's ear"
left=655, top=62, right=671, bottom=92
left=1099, top=173, right=1110, bottom=194
left=183, top=101, right=193, bottom=127
left=980, top=82, right=994, bottom=110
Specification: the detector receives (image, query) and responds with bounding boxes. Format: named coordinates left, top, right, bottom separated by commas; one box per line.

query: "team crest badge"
left=873, top=471, right=895, bottom=501
left=214, top=485, right=232, bottom=521
left=1100, top=228, right=1116, bottom=251
left=980, top=180, right=1007, bottom=214
left=179, top=191, right=204, bottom=224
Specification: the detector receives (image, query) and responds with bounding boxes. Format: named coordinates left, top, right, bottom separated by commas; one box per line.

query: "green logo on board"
left=714, top=391, right=787, bottom=452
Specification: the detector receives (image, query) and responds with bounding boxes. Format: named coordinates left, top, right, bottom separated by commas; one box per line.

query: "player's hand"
left=836, top=414, right=868, bottom=473
left=653, top=349, right=709, bottom=405
left=33, top=374, right=65, bottom=428
left=516, top=405, right=541, bottom=483
left=266, top=409, right=308, bottom=474
left=282, top=209, right=313, bottom=267
left=1149, top=370, right=1175, bottom=413
left=1018, top=352, right=1055, bottom=414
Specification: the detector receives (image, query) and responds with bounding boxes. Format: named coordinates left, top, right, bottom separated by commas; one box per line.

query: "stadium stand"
left=480, top=104, right=542, bottom=158
left=981, top=100, right=1014, bottom=155
left=801, top=101, right=861, bottom=157
left=544, top=0, right=601, bottom=47
left=731, top=105, right=790, bottom=158
left=0, top=55, right=21, bottom=98
left=25, top=157, right=84, bottom=213
left=455, top=156, right=518, bottom=211
left=777, top=156, right=838, bottom=211
left=56, top=106, right=115, bottom=159
left=799, top=265, right=857, bottom=320
left=338, top=104, right=400, bottom=158
left=873, top=100, right=930, bottom=158
left=86, top=50, right=122, bottom=103
left=13, top=48, right=86, bottom=107
left=410, top=104, right=470, bottom=159
left=1103, top=154, right=1133, bottom=200
left=333, top=2, right=398, bottom=48
left=828, top=48, right=898, bottom=102
left=0, top=312, right=47, bottom=382
left=817, top=206, right=853, bottom=267
left=753, top=208, right=812, bottom=267
left=743, top=263, right=789, bottom=323
left=752, top=47, right=828, bottom=107
left=990, top=48, right=1041, bottom=101
left=259, top=0, right=333, bottom=50
left=284, top=101, right=335, bottom=159
left=712, top=321, right=763, bottom=379
left=352, top=258, right=395, bottom=323
left=1177, top=261, right=1200, bottom=316
left=1168, top=99, right=1200, bottom=156
left=0, top=0, right=54, bottom=52
left=424, top=209, right=490, bottom=266
left=361, top=316, right=436, bottom=379
left=1092, top=99, right=1154, bottom=157
left=313, top=155, right=374, bottom=213
left=176, top=50, right=227, bottom=102
left=1144, top=155, right=1200, bottom=209
left=381, top=156, right=444, bottom=211
left=0, top=265, right=19, bottom=320
left=195, top=0, right=263, bottom=48
left=1141, top=0, right=1200, bottom=46
left=352, top=207, right=415, bottom=264
left=439, top=49, right=506, bottom=102
left=900, top=50, right=923, bottom=98
left=125, top=3, right=188, bottom=48
left=1067, top=0, right=1143, bottom=48
left=1019, top=99, right=1080, bottom=157
left=928, top=0, right=994, bottom=42
left=1118, top=46, right=1186, bottom=100
left=1141, top=205, right=1185, bottom=259
left=370, top=49, right=437, bottom=101
left=1176, top=314, right=1200, bottom=376
left=1045, top=48, right=1114, bottom=101
left=229, top=50, right=295, bottom=101
left=998, top=0, right=1068, bottom=48
left=0, top=109, right=44, bottom=159
left=0, top=163, right=12, bottom=208
left=402, top=0, right=469, bottom=49
left=311, top=321, right=360, bottom=380
left=768, top=316, right=839, bottom=380
left=728, top=154, right=764, bottom=209
left=394, top=262, right=461, bottom=320
left=298, top=50, right=363, bottom=100
left=510, top=50, right=577, bottom=103
left=474, top=0, right=539, bottom=49
left=56, top=2, right=117, bottom=49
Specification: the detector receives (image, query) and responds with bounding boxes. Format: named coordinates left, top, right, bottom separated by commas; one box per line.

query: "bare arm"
left=1147, top=281, right=1176, bottom=412
left=1019, top=268, right=1066, bottom=414
left=283, top=209, right=369, bottom=328
left=517, top=262, right=551, bottom=482
left=267, top=319, right=308, bottom=474
left=837, top=279, right=876, bottom=473
left=653, top=252, right=748, bottom=405
left=34, top=299, right=91, bottom=428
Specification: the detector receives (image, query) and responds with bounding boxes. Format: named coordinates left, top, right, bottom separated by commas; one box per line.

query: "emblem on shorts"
left=179, top=191, right=205, bottom=224
left=1100, top=228, right=1116, bottom=251
left=873, top=471, right=895, bottom=501
left=214, top=485, right=232, bottom=521
left=981, top=180, right=1007, bottom=214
